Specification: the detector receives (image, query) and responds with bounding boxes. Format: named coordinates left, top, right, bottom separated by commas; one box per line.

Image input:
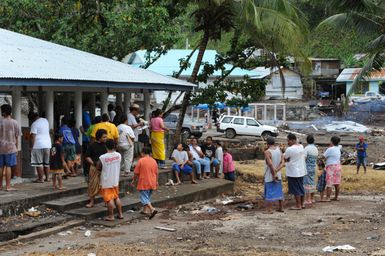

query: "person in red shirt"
left=132, top=147, right=158, bottom=219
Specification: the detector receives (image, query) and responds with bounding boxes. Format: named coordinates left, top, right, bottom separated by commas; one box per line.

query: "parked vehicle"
left=164, top=113, right=207, bottom=138
left=218, top=115, right=278, bottom=139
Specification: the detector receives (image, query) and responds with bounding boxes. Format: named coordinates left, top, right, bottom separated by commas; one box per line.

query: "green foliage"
left=0, top=0, right=182, bottom=59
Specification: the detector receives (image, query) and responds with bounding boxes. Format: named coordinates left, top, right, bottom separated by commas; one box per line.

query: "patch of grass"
left=235, top=160, right=385, bottom=195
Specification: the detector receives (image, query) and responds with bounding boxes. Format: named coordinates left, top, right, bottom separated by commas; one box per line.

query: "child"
left=50, top=133, right=66, bottom=190
left=317, top=160, right=327, bottom=202
left=264, top=137, right=284, bottom=213
left=132, top=147, right=158, bottom=219
left=171, top=144, right=198, bottom=185
left=222, top=147, right=235, bottom=181
left=98, top=139, right=123, bottom=221
left=215, top=141, right=223, bottom=178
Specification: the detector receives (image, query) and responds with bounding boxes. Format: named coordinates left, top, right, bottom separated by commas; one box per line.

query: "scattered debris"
left=237, top=204, right=253, bottom=210
left=165, top=179, right=174, bottom=186
left=58, top=231, right=73, bottom=236
left=301, top=232, right=313, bottom=237
left=25, top=207, right=41, bottom=217
left=322, top=245, right=356, bottom=253
left=87, top=253, right=96, bottom=256
left=325, top=121, right=370, bottom=133
left=220, top=198, right=234, bottom=205
left=154, top=226, right=176, bottom=232
left=85, top=230, right=92, bottom=237
left=373, top=162, right=385, bottom=170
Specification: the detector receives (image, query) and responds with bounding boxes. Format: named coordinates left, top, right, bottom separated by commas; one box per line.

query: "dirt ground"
left=2, top=162, right=385, bottom=256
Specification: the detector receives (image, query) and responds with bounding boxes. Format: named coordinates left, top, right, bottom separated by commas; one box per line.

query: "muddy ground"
left=1, top=192, right=385, bottom=256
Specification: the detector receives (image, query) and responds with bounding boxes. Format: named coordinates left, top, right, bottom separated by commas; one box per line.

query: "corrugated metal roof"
left=0, top=29, right=194, bottom=90
left=337, top=68, right=385, bottom=82
left=129, top=49, right=264, bottom=79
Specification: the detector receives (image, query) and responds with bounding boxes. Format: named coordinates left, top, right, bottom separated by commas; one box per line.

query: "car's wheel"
left=225, top=129, right=236, bottom=139
left=194, top=133, right=203, bottom=139
left=261, top=131, right=272, bottom=140
left=181, top=128, right=191, bottom=138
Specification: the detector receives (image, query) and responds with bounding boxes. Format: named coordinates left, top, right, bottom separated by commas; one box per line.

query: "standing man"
left=127, top=104, right=145, bottom=157
left=30, top=113, right=51, bottom=183
left=356, top=135, right=368, bottom=174
left=0, top=104, right=20, bottom=191
left=132, top=147, right=158, bottom=219
left=284, top=133, right=306, bottom=210
left=59, top=117, right=77, bottom=177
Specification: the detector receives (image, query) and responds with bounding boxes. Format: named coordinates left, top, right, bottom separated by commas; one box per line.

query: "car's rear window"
left=221, top=117, right=233, bottom=123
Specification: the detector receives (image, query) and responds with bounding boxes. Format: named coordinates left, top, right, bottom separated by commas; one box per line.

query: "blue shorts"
left=205, top=157, right=220, bottom=167
left=0, top=153, right=17, bottom=168
left=172, top=163, right=193, bottom=175
left=224, top=172, right=235, bottom=181
left=140, top=190, right=153, bottom=206
left=357, top=156, right=367, bottom=167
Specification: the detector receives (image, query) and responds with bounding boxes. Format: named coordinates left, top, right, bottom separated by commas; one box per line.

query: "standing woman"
left=150, top=109, right=169, bottom=168
left=323, top=136, right=342, bottom=202
left=303, top=135, right=318, bottom=207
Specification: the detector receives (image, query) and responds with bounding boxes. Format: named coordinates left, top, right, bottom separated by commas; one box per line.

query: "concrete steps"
left=65, top=178, right=234, bottom=220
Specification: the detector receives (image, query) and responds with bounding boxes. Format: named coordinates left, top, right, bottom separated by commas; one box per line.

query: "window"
left=246, top=119, right=259, bottom=126
left=221, top=117, right=233, bottom=123
left=353, top=81, right=369, bottom=95
left=164, top=115, right=177, bottom=122
left=233, top=118, right=244, bottom=125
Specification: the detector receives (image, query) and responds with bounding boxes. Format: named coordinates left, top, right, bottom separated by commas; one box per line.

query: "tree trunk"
left=174, top=32, right=209, bottom=144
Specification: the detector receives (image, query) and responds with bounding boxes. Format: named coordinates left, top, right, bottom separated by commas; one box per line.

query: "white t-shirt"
left=99, top=152, right=121, bottom=188
left=117, top=124, right=135, bottom=147
left=30, top=118, right=51, bottom=149
left=284, top=144, right=306, bottom=177
left=304, top=144, right=319, bottom=157
left=127, top=113, right=139, bottom=142
left=189, top=145, right=203, bottom=160
left=215, top=146, right=224, bottom=173
left=171, top=149, right=189, bottom=165
left=324, top=146, right=341, bottom=166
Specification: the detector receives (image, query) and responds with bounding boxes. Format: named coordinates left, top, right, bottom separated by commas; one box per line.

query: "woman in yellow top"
left=149, top=109, right=169, bottom=169
left=91, top=114, right=119, bottom=142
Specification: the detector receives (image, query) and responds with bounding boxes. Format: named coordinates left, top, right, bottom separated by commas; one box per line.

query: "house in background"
left=124, top=49, right=266, bottom=104
left=336, top=68, right=385, bottom=95
left=310, top=58, right=341, bottom=99
left=252, top=67, right=303, bottom=100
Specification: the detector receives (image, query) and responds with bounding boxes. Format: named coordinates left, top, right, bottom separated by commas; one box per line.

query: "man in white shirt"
left=127, top=104, right=144, bottom=157
left=30, top=113, right=52, bottom=183
left=189, top=138, right=210, bottom=180
left=284, top=133, right=306, bottom=210
left=117, top=116, right=135, bottom=176
left=98, top=139, right=123, bottom=221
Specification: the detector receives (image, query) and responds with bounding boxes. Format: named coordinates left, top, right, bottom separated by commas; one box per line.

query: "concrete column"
left=46, top=90, right=54, bottom=130
left=116, top=92, right=123, bottom=108
left=254, top=105, right=257, bottom=119
left=12, top=90, right=22, bottom=149
left=274, top=104, right=277, bottom=121
left=89, top=92, right=96, bottom=119
left=75, top=91, right=83, bottom=145
left=124, top=92, right=131, bottom=115
left=197, top=109, right=200, bottom=120
left=227, top=107, right=230, bottom=115
left=238, top=108, right=242, bottom=116
left=143, top=90, right=151, bottom=120
left=263, top=105, right=267, bottom=121
left=101, top=91, right=108, bottom=114
left=283, top=104, right=286, bottom=121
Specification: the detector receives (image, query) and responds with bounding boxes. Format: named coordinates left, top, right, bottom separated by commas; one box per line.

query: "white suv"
left=218, top=115, right=278, bottom=139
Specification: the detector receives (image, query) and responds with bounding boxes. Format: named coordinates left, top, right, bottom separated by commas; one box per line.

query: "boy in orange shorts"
left=98, top=139, right=123, bottom=221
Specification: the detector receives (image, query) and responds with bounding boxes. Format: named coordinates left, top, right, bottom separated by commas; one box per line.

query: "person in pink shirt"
left=150, top=109, right=169, bottom=168
left=222, top=147, right=235, bottom=181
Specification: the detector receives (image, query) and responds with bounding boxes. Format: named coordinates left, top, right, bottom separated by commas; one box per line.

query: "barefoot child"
left=171, top=144, right=198, bottom=185
left=132, top=147, right=158, bottom=219
left=98, top=139, right=123, bottom=221
left=317, top=160, right=327, bottom=202
left=50, top=133, right=66, bottom=190
left=223, top=147, right=235, bottom=181
left=264, top=137, right=285, bottom=213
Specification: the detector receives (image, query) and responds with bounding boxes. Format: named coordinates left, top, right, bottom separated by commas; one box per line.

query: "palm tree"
left=174, top=0, right=309, bottom=143
left=319, top=0, right=385, bottom=98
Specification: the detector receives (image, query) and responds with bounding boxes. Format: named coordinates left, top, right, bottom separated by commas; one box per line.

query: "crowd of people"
left=262, top=133, right=368, bottom=214
left=0, top=101, right=369, bottom=219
